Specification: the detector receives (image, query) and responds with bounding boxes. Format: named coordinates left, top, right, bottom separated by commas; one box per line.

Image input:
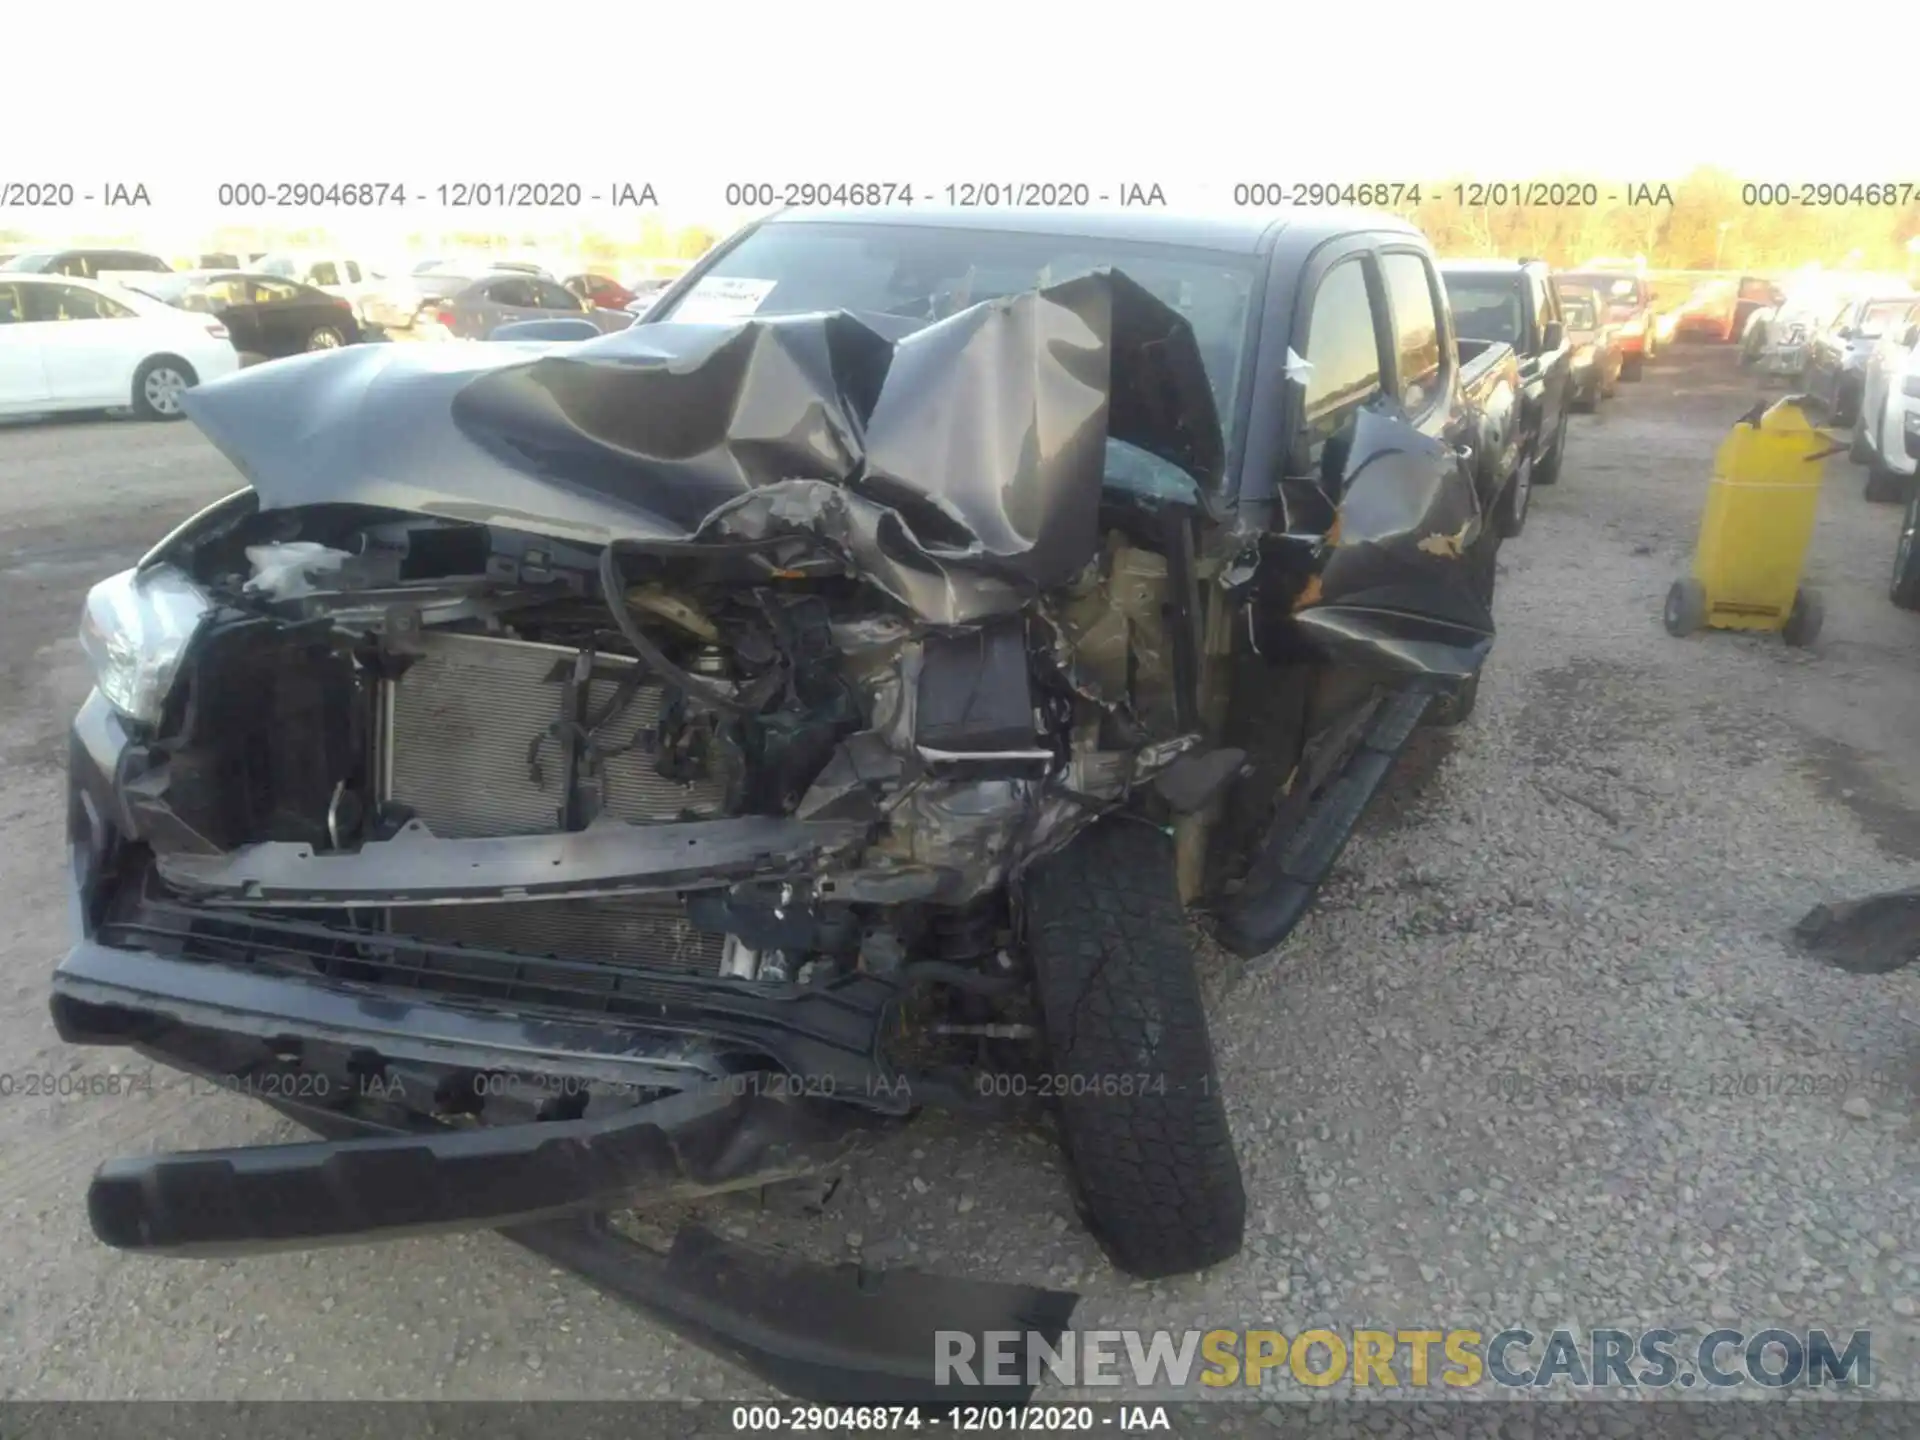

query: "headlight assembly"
left=78, top=565, right=214, bottom=725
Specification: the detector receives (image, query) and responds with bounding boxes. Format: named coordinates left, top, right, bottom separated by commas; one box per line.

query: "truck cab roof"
left=762, top=205, right=1423, bottom=256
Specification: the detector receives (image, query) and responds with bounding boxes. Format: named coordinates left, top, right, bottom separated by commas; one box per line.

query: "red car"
left=1675, top=276, right=1783, bottom=343
left=1557, top=270, right=1658, bottom=379
left=563, top=272, right=636, bottom=310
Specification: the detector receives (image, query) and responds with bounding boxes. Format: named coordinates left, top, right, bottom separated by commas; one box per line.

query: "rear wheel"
left=1023, top=821, right=1246, bottom=1280
left=1532, top=412, right=1567, bottom=486
left=306, top=325, right=346, bottom=351
left=1892, top=488, right=1920, bottom=611
left=1494, top=453, right=1532, bottom=539
left=130, top=356, right=195, bottom=421
left=1865, top=461, right=1909, bottom=504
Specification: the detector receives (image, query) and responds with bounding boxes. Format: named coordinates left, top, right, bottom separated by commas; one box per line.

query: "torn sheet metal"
left=180, top=272, right=1224, bottom=627
left=1289, top=407, right=1496, bottom=680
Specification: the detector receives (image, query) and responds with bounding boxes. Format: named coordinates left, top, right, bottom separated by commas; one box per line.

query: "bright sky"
left=4, top=0, right=1915, bottom=242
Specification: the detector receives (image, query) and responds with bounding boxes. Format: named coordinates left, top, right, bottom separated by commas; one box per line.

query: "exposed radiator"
left=382, top=631, right=729, bottom=837
left=379, top=630, right=728, bottom=974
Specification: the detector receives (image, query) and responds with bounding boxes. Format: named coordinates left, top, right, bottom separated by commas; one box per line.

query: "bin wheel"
left=1663, top=578, right=1707, bottom=638
left=1783, top=588, right=1824, bottom=647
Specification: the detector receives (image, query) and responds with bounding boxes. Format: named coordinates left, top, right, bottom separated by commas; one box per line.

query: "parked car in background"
left=197, top=252, right=268, bottom=270
left=1803, top=293, right=1920, bottom=426
left=1855, top=314, right=1920, bottom=503
left=1673, top=279, right=1739, bottom=342
left=1, top=249, right=173, bottom=279
left=1438, top=258, right=1573, bottom=490
left=1734, top=275, right=1786, bottom=339
left=623, top=278, right=675, bottom=314
left=563, top=273, right=637, bottom=309
left=121, top=271, right=364, bottom=359
left=1556, top=269, right=1657, bottom=378
left=252, top=253, right=387, bottom=323
left=1553, top=280, right=1622, bottom=410
left=0, top=273, right=238, bottom=419
left=384, top=271, right=635, bottom=340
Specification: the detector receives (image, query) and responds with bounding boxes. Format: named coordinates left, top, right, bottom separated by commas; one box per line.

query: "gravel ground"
left=0, top=347, right=1915, bottom=1404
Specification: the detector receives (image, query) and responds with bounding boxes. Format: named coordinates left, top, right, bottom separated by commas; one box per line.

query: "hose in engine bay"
left=598, top=539, right=760, bottom=715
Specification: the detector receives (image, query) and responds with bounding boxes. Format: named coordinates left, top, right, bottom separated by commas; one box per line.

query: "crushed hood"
left=181, top=270, right=1224, bottom=625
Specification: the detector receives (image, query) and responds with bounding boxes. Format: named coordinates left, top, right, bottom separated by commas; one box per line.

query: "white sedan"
left=0, top=274, right=240, bottom=421
left=1858, top=316, right=1920, bottom=502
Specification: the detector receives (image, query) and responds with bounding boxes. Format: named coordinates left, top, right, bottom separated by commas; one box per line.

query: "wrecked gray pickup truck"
left=53, top=209, right=1503, bottom=1402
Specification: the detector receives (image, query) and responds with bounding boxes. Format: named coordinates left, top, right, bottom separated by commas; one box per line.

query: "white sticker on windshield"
left=669, top=276, right=778, bottom=322
left=1284, top=348, right=1315, bottom=386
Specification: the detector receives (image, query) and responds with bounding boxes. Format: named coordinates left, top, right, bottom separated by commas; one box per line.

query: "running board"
left=1215, top=686, right=1432, bottom=958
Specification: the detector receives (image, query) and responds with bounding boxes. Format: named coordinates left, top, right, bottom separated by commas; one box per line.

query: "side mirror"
left=1542, top=321, right=1564, bottom=352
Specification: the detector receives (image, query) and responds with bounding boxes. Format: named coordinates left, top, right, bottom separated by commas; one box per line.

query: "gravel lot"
left=0, top=347, right=1915, bottom=1403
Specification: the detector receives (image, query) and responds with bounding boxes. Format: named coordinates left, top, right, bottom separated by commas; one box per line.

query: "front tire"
left=1023, top=821, right=1246, bottom=1280
left=1892, top=487, right=1920, bottom=611
left=1865, top=461, right=1909, bottom=504
left=1494, top=453, right=1532, bottom=539
left=306, top=325, right=346, bottom=351
left=1532, top=411, right=1567, bottom=486
left=131, top=356, right=195, bottom=421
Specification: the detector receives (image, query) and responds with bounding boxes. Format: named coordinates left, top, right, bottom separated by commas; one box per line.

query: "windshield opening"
left=1442, top=278, right=1524, bottom=346
left=656, top=221, right=1258, bottom=479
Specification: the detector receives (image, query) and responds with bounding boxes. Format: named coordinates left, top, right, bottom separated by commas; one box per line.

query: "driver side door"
left=0, top=282, right=51, bottom=412
left=27, top=283, right=143, bottom=406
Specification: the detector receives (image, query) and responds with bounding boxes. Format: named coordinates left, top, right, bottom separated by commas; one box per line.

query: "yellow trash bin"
left=1663, top=396, right=1846, bottom=647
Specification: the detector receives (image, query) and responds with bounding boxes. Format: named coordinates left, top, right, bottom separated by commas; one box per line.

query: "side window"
left=308, top=261, right=341, bottom=287
left=248, top=280, right=300, bottom=304
left=1380, top=251, right=1443, bottom=410
left=536, top=279, right=582, bottom=310
left=26, top=284, right=118, bottom=321
left=344, top=261, right=362, bottom=283
left=490, top=279, right=537, bottom=308
left=0, top=283, right=22, bottom=323
left=54, top=255, right=92, bottom=277
left=1299, top=256, right=1385, bottom=452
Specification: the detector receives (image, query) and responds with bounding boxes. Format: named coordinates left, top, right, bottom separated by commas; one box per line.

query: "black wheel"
left=1494, top=453, right=1532, bottom=539
left=1023, top=821, right=1246, bottom=1279
left=1783, top=587, right=1824, bottom=647
left=305, top=325, right=346, bottom=352
left=1865, top=461, right=1908, bottom=504
left=1849, top=419, right=1872, bottom=466
left=1664, top=577, right=1707, bottom=637
left=1892, top=487, right=1920, bottom=611
left=1532, top=412, right=1567, bottom=486
left=1571, top=378, right=1598, bottom=414
left=130, top=356, right=196, bottom=420
left=1621, top=351, right=1645, bottom=382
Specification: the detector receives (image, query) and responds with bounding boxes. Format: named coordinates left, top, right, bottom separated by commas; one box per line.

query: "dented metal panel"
left=180, top=271, right=1222, bottom=626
